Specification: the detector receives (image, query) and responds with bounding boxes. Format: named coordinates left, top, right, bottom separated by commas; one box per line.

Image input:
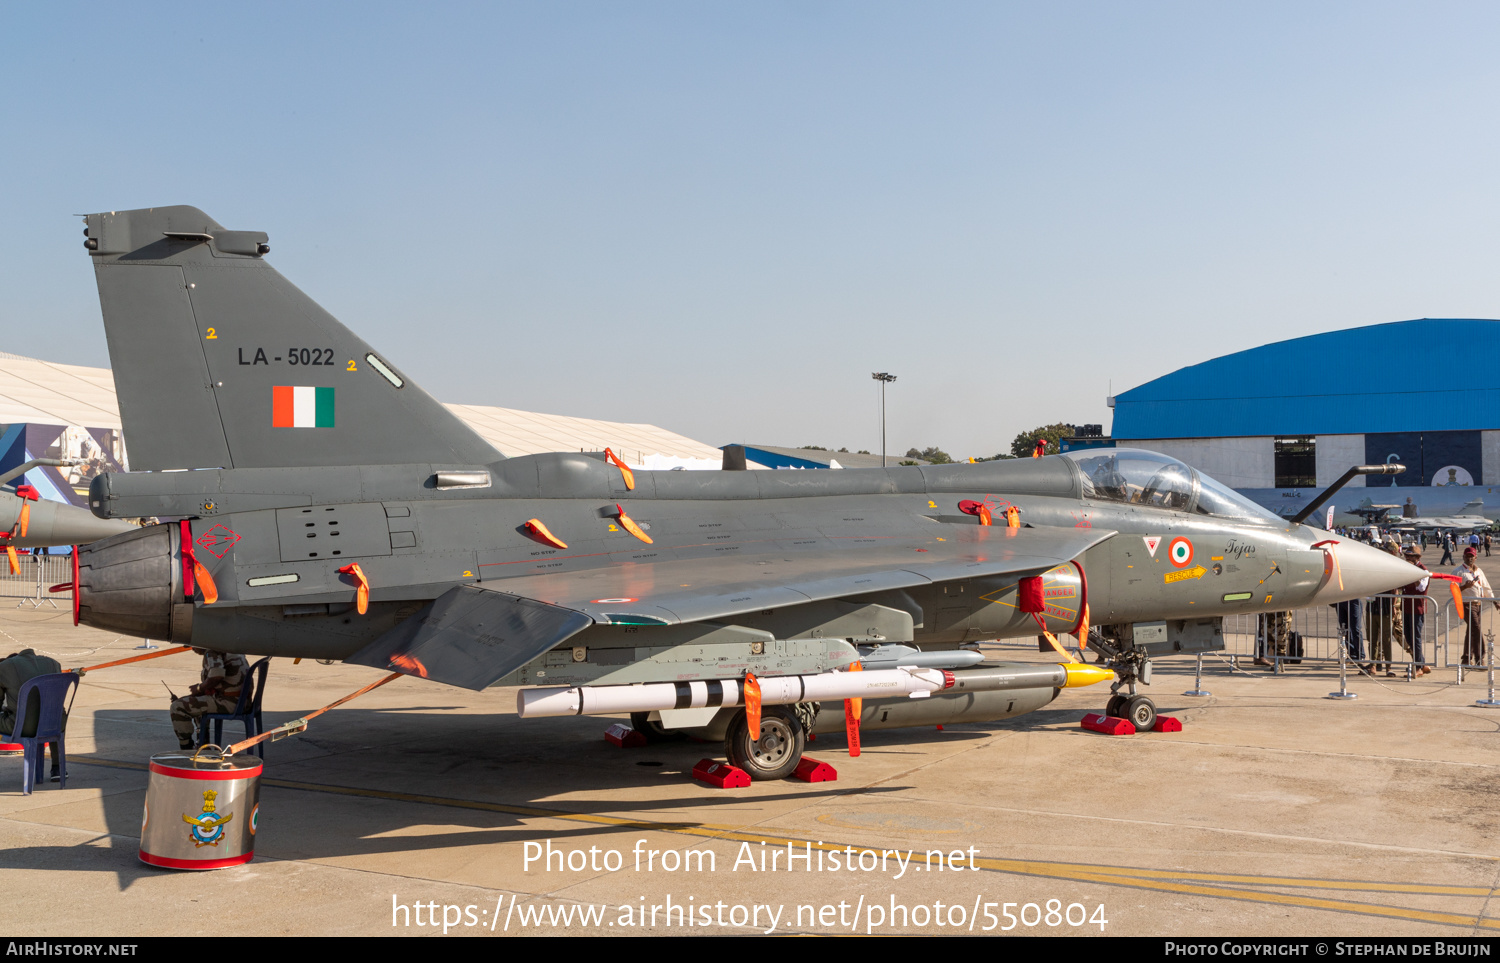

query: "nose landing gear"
left=1094, top=626, right=1156, bottom=729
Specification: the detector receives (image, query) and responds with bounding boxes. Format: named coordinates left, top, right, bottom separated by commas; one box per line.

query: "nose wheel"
left=1105, top=693, right=1156, bottom=729
left=1122, top=695, right=1156, bottom=730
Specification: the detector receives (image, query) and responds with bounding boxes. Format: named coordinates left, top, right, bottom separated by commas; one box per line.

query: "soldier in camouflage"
left=170, top=648, right=249, bottom=749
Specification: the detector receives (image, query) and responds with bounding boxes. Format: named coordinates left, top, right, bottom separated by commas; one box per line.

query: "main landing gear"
left=629, top=712, right=685, bottom=743
left=724, top=706, right=806, bottom=781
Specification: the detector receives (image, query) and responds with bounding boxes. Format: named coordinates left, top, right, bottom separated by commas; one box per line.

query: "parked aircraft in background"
left=1247, top=487, right=1499, bottom=529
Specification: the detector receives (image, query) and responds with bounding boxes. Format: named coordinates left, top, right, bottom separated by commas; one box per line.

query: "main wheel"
left=1105, top=694, right=1127, bottom=719
left=1124, top=695, right=1157, bottom=731
left=724, top=707, right=805, bottom=781
left=630, top=712, right=685, bottom=743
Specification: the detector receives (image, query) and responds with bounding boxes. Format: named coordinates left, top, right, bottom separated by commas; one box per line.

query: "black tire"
left=629, top=712, right=685, bottom=743
left=724, top=706, right=805, bottom=781
left=1105, top=694, right=1127, bottom=719
left=1124, top=696, right=1157, bottom=731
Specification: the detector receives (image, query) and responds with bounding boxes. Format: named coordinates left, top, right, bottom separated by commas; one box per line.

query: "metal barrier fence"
left=1222, top=592, right=1500, bottom=682
left=0, top=554, right=71, bottom=608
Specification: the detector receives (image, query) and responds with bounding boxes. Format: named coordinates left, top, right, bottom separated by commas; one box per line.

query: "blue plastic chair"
left=199, top=658, right=270, bottom=757
left=6, top=672, right=79, bottom=795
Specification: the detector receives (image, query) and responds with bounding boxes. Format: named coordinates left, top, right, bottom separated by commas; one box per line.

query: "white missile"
left=515, top=662, right=1113, bottom=719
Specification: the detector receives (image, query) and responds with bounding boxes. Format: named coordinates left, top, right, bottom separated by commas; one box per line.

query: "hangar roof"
left=1111, top=319, right=1500, bottom=439
left=445, top=403, right=721, bottom=466
left=0, top=352, right=721, bottom=467
left=0, top=352, right=122, bottom=428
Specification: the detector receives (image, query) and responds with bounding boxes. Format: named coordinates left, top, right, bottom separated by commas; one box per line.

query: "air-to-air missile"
left=58, top=206, right=1423, bottom=779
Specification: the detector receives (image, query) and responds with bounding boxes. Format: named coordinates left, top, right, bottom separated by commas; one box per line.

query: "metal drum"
left=139, top=750, right=262, bottom=870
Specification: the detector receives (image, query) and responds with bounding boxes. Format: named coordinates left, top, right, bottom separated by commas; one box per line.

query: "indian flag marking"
left=272, top=386, right=334, bottom=428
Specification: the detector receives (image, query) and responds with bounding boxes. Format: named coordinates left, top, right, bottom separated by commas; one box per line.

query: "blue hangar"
left=1107, top=319, right=1500, bottom=523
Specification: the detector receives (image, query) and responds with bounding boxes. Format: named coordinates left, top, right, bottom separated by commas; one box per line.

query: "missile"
left=516, top=661, right=1113, bottom=719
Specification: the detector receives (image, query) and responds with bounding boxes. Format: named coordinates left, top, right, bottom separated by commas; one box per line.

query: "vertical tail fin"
left=84, top=206, right=501, bottom=471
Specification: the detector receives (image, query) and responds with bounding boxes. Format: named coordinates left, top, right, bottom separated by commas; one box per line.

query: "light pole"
left=872, top=372, right=897, bottom=467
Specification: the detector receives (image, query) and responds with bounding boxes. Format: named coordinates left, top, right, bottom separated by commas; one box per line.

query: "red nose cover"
left=1018, top=575, right=1045, bottom=613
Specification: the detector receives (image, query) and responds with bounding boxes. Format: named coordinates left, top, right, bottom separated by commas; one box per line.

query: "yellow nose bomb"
left=1061, top=663, right=1115, bottom=688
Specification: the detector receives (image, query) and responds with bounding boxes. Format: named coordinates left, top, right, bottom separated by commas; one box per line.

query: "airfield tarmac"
left=3, top=547, right=1499, bottom=938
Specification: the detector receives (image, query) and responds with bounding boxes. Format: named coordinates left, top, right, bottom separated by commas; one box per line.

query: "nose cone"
left=1314, top=539, right=1427, bottom=604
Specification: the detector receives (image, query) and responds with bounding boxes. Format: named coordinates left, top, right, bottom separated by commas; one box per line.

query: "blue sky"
left=5, top=3, right=1500, bottom=458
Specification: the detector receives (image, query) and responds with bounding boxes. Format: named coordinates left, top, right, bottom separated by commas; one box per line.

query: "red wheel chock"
left=692, top=759, right=750, bottom=788
left=1152, top=716, right=1183, bottom=733
left=604, top=723, right=648, bottom=748
left=1081, top=713, right=1136, bottom=735
left=791, top=757, right=837, bottom=783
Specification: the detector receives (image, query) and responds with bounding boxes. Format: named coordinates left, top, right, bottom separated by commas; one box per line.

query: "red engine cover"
left=1018, top=575, right=1045, bottom=612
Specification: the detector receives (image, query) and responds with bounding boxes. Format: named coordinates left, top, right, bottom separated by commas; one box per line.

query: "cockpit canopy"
left=1063, top=449, right=1279, bottom=523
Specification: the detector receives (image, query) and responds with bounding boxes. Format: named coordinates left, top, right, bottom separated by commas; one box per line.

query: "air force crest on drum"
left=182, top=789, right=235, bottom=847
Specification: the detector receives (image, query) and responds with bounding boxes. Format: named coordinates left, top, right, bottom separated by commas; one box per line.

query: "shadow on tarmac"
left=56, top=707, right=923, bottom=886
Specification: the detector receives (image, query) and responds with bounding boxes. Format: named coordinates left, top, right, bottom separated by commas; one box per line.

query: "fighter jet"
left=0, top=460, right=137, bottom=554
left=1347, top=501, right=1400, bottom=525
left=61, top=206, right=1422, bottom=779
left=1387, top=500, right=1492, bottom=534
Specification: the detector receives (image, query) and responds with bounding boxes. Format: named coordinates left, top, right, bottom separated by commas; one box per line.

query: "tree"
left=1010, top=424, right=1074, bottom=459
left=904, top=447, right=953, bottom=465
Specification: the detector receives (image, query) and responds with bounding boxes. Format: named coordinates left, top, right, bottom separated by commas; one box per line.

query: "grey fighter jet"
left=1387, top=500, right=1492, bottom=534
left=63, top=207, right=1421, bottom=779
left=0, top=460, right=137, bottom=552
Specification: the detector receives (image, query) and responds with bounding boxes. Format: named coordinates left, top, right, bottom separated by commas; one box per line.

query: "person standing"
left=1400, top=544, right=1430, bottom=675
left=1368, top=568, right=1398, bottom=676
left=1335, top=598, right=1366, bottom=670
left=1454, top=547, right=1499, bottom=666
left=1440, top=533, right=1455, bottom=566
left=1486, top=531, right=1493, bottom=557
left=1253, top=611, right=1291, bottom=667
